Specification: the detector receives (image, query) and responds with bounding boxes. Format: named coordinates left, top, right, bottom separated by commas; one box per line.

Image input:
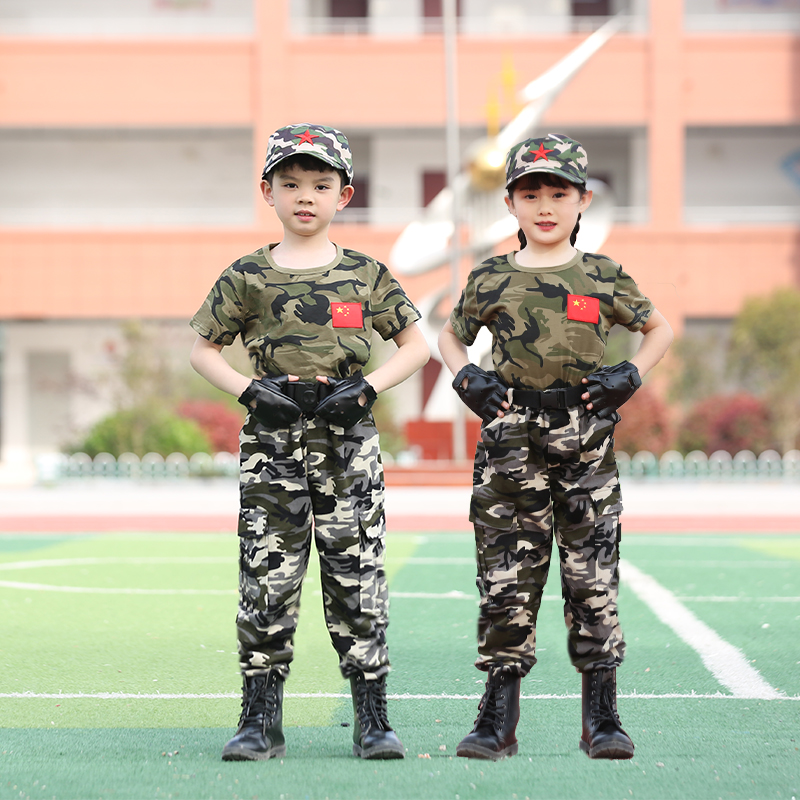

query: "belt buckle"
left=298, top=385, right=319, bottom=415
left=286, top=382, right=320, bottom=415
left=299, top=386, right=318, bottom=408
left=540, top=389, right=566, bottom=409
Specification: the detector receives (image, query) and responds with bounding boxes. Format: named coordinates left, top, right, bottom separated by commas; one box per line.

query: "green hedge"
left=74, top=408, right=212, bottom=458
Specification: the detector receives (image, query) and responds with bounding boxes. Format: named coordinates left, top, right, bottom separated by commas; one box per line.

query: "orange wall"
left=0, top=40, right=253, bottom=127
left=1, top=34, right=796, bottom=128
left=684, top=36, right=800, bottom=124
left=1, top=227, right=796, bottom=328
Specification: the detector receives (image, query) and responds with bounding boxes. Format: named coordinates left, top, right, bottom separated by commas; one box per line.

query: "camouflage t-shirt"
left=191, top=244, right=421, bottom=381
left=450, top=250, right=653, bottom=390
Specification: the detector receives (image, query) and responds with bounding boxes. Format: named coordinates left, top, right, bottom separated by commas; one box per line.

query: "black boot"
left=222, top=671, right=286, bottom=761
left=456, top=669, right=520, bottom=760
left=350, top=673, right=405, bottom=759
left=580, top=668, right=634, bottom=759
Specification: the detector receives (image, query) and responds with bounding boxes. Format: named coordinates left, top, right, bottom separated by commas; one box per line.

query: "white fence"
left=37, top=451, right=239, bottom=481
left=617, top=449, right=800, bottom=480
left=37, top=449, right=800, bottom=481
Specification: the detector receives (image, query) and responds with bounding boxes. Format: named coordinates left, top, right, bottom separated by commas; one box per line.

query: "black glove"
left=238, top=375, right=302, bottom=429
left=314, top=375, right=378, bottom=429
left=583, top=361, right=641, bottom=419
left=452, top=364, right=508, bottom=424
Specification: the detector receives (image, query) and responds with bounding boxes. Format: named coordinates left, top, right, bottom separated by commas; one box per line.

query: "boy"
left=189, top=123, right=429, bottom=761
left=438, top=134, right=673, bottom=760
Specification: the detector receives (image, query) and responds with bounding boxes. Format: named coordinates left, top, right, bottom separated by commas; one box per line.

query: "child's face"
left=261, top=163, right=354, bottom=238
left=505, top=180, right=592, bottom=249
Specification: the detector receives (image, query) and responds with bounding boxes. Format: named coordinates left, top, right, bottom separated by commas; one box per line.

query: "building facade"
left=0, top=0, right=798, bottom=471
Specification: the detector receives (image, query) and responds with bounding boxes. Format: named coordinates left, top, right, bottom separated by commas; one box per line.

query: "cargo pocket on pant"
left=589, top=486, right=622, bottom=589
left=239, top=506, right=303, bottom=616
left=238, top=506, right=270, bottom=614
left=358, top=506, right=387, bottom=620
left=474, top=522, right=519, bottom=611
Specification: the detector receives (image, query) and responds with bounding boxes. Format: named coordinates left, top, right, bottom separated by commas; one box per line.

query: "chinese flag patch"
left=331, top=301, right=364, bottom=329
left=567, top=294, right=600, bottom=323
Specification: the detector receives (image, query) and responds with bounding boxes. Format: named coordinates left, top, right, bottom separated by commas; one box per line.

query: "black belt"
left=512, top=384, right=584, bottom=410
left=283, top=381, right=334, bottom=415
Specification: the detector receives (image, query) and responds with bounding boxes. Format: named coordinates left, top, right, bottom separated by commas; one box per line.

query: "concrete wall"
left=0, top=129, right=253, bottom=227
left=685, top=126, right=800, bottom=222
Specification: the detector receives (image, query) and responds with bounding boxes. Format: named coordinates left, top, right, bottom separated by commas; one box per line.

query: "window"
left=571, top=0, right=611, bottom=15
left=330, top=0, right=368, bottom=17
left=423, top=0, right=463, bottom=17
left=422, top=170, right=447, bottom=207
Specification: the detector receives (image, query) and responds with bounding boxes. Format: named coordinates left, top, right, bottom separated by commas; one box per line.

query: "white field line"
left=0, top=557, right=231, bottom=571
left=0, top=581, right=236, bottom=595
left=621, top=561, right=795, bottom=569
left=621, top=560, right=785, bottom=700
left=0, top=556, right=797, bottom=605
left=679, top=596, right=800, bottom=603
left=1, top=692, right=797, bottom=701
left=389, top=558, right=475, bottom=565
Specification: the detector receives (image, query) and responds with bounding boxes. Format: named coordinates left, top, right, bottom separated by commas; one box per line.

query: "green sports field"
left=1, top=530, right=798, bottom=800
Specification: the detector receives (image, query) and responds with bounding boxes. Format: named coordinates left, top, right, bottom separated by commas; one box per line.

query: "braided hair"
left=509, top=172, right=587, bottom=250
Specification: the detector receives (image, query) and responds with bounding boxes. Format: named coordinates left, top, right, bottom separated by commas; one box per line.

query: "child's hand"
left=580, top=377, right=592, bottom=410
left=238, top=375, right=302, bottom=428
left=314, top=375, right=377, bottom=429
left=452, top=364, right=509, bottom=423
left=581, top=362, right=641, bottom=419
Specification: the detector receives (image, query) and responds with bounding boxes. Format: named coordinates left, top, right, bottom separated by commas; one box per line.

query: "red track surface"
left=0, top=514, right=798, bottom=534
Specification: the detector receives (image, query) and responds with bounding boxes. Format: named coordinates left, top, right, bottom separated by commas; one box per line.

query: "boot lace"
left=239, top=674, right=280, bottom=733
left=472, top=673, right=506, bottom=732
left=590, top=674, right=622, bottom=729
left=355, top=678, right=391, bottom=732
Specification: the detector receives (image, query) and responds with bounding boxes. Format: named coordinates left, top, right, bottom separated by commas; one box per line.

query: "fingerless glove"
left=583, top=361, right=641, bottom=420
left=238, top=375, right=302, bottom=429
left=452, top=364, right=508, bottom=424
left=314, top=375, right=378, bottom=430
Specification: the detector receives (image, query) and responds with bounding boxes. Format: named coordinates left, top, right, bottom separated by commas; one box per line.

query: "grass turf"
left=1, top=531, right=798, bottom=799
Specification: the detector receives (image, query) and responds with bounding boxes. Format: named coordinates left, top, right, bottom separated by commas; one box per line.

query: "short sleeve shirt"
left=191, top=244, right=421, bottom=381
left=449, top=250, right=654, bottom=390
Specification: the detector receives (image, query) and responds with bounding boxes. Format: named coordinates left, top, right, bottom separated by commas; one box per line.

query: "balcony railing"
left=0, top=20, right=254, bottom=37
left=684, top=206, right=800, bottom=225
left=333, top=206, right=651, bottom=227
left=290, top=14, right=646, bottom=37
left=3, top=204, right=793, bottom=230
left=685, top=12, right=800, bottom=33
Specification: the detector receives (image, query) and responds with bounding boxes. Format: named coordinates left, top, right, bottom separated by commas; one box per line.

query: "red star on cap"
left=296, top=129, right=319, bottom=145
left=530, top=142, right=555, bottom=162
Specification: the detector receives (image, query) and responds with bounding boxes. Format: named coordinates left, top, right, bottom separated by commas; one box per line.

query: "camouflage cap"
left=505, top=133, right=588, bottom=189
left=261, top=123, right=354, bottom=185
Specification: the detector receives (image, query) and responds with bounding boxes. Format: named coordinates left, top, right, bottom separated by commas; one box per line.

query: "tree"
left=727, top=288, right=800, bottom=452
left=70, top=320, right=213, bottom=457
left=676, top=393, right=774, bottom=455
left=614, top=386, right=674, bottom=456
left=178, top=399, right=244, bottom=453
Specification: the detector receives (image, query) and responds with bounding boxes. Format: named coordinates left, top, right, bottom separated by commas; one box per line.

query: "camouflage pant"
left=470, top=403, right=625, bottom=675
left=236, top=410, right=389, bottom=681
